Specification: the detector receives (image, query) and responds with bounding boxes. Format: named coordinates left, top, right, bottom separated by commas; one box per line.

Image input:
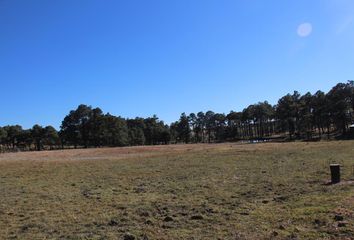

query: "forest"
left=1, top=81, right=353, bottom=152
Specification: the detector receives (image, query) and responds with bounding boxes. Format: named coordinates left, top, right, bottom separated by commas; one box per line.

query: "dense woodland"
left=1, top=81, right=354, bottom=152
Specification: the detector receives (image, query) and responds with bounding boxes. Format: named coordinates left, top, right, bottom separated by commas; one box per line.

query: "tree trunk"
left=36, top=140, right=41, bottom=151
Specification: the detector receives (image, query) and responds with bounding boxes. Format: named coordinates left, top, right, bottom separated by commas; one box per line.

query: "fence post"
left=330, top=164, right=340, bottom=184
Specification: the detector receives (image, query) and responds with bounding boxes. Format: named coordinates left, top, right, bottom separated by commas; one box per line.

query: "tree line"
left=1, top=81, right=353, bottom=152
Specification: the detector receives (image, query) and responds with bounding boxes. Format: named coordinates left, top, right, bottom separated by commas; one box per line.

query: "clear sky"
left=1, top=0, right=354, bottom=129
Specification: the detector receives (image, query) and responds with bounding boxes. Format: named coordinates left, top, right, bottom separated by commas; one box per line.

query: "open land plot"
left=0, top=141, right=354, bottom=239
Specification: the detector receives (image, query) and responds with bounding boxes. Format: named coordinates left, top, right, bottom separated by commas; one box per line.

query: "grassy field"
left=0, top=141, right=354, bottom=239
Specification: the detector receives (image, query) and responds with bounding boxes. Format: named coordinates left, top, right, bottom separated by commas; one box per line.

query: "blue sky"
left=1, top=0, right=354, bottom=129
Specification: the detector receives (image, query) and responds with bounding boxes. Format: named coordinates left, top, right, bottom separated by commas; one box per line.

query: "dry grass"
left=0, top=141, right=354, bottom=239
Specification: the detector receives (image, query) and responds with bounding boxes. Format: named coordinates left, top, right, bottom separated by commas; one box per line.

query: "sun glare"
left=297, top=22, right=312, bottom=37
